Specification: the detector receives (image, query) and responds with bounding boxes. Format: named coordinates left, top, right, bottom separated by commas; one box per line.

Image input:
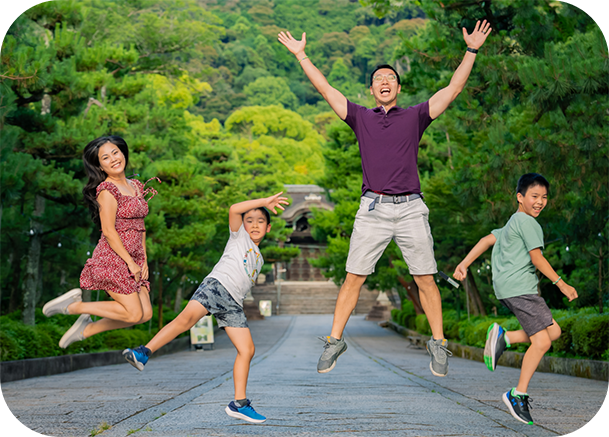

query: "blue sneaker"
left=122, top=345, right=150, bottom=371
left=503, top=388, right=534, bottom=425
left=225, top=400, right=266, bottom=423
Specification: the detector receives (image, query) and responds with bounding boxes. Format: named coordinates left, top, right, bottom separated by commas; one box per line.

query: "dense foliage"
left=311, top=0, right=608, bottom=318
left=0, top=0, right=607, bottom=360
left=390, top=304, right=609, bottom=361
left=0, top=0, right=423, bottom=327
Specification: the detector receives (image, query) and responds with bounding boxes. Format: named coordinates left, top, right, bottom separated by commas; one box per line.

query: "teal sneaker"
left=426, top=338, right=452, bottom=377
left=225, top=400, right=266, bottom=423
left=484, top=323, right=507, bottom=371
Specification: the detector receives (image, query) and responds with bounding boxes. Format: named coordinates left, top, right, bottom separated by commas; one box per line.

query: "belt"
left=364, top=190, right=422, bottom=211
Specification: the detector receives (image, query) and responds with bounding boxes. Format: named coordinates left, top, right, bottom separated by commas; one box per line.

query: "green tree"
left=325, top=0, right=609, bottom=313
left=243, top=76, right=298, bottom=109
left=0, top=0, right=220, bottom=323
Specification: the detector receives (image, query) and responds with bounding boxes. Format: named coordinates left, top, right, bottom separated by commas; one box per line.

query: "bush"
left=401, top=299, right=415, bottom=315
left=391, top=308, right=400, bottom=323
left=402, top=306, right=607, bottom=360
left=0, top=319, right=35, bottom=360
left=398, top=310, right=408, bottom=327
left=0, top=306, right=183, bottom=362
left=103, top=329, right=154, bottom=350
left=442, top=310, right=460, bottom=340
left=415, top=314, right=431, bottom=335
left=0, top=318, right=63, bottom=360
left=552, top=312, right=576, bottom=355
left=570, top=313, right=609, bottom=359
left=392, top=300, right=417, bottom=329
left=458, top=317, right=491, bottom=349
left=0, top=330, right=22, bottom=361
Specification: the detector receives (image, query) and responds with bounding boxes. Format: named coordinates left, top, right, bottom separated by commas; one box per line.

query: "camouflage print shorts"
left=191, top=277, right=248, bottom=329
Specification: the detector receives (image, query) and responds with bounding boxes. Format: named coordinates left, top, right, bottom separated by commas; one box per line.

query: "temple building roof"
left=282, top=185, right=334, bottom=244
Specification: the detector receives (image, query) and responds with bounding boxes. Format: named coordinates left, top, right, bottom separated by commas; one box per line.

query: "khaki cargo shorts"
left=345, top=196, right=437, bottom=276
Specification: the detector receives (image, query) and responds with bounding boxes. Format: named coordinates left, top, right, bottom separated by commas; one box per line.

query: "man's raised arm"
left=428, top=20, right=492, bottom=120
left=278, top=31, right=348, bottom=120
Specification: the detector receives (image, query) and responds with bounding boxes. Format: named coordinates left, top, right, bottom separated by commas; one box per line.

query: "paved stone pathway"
left=2, top=315, right=607, bottom=436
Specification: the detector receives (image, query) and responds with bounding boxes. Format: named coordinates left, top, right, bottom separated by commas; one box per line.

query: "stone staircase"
left=249, top=281, right=379, bottom=316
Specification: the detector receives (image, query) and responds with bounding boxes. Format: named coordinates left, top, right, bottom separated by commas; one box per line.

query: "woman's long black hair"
left=82, top=135, right=130, bottom=225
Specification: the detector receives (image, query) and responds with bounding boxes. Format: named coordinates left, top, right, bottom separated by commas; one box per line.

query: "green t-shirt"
left=491, top=212, right=544, bottom=299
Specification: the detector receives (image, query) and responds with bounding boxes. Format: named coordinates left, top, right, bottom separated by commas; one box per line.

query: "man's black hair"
left=242, top=207, right=271, bottom=224
left=370, top=64, right=401, bottom=87
left=517, top=173, right=550, bottom=196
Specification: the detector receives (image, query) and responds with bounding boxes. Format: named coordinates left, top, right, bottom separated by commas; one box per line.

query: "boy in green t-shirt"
left=453, top=173, right=578, bottom=425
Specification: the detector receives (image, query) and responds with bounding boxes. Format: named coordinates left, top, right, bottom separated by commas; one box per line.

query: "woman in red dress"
left=43, top=136, right=158, bottom=348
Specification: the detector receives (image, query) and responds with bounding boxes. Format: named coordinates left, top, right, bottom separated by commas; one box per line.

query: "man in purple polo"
left=278, top=20, right=492, bottom=377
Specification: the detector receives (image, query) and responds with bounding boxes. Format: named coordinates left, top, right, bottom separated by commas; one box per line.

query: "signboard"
left=190, top=315, right=214, bottom=350
left=259, top=300, right=272, bottom=317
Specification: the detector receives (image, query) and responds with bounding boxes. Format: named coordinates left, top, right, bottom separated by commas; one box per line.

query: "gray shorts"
left=500, top=294, right=553, bottom=337
left=346, top=196, right=437, bottom=276
left=191, top=277, right=248, bottom=329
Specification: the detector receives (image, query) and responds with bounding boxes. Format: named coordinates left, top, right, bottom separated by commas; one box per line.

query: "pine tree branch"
left=532, top=109, right=546, bottom=124
left=40, top=222, right=75, bottom=237
left=83, top=98, right=105, bottom=118
left=445, top=0, right=486, bottom=9
left=37, top=193, right=79, bottom=206
left=0, top=70, right=38, bottom=81
left=14, top=88, right=62, bottom=107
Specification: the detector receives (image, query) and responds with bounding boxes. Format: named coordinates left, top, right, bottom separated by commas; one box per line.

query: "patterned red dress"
left=80, top=178, right=159, bottom=295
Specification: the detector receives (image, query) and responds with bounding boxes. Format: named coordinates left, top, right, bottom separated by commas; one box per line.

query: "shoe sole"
left=484, top=323, right=500, bottom=372
left=317, top=344, right=348, bottom=374
left=59, top=314, right=90, bottom=348
left=428, top=361, right=448, bottom=377
left=43, top=288, right=82, bottom=317
left=502, top=391, right=533, bottom=425
left=426, top=343, right=448, bottom=377
left=225, top=406, right=266, bottom=423
left=123, top=349, right=145, bottom=371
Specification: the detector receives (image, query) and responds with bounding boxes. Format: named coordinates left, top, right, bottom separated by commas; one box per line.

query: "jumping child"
left=123, top=193, right=289, bottom=424
left=453, top=173, right=578, bottom=425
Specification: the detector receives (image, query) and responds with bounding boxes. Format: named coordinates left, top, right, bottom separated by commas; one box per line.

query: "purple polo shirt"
left=343, top=99, right=434, bottom=195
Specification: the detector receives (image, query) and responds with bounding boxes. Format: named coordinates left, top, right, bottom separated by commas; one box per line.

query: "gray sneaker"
left=426, top=338, right=453, bottom=377
left=43, top=288, right=82, bottom=316
left=317, top=336, right=347, bottom=373
left=59, top=314, right=92, bottom=348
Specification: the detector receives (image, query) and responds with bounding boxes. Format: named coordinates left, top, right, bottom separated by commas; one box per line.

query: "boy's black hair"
left=370, top=64, right=401, bottom=87
left=242, top=207, right=271, bottom=224
left=517, top=173, right=550, bottom=196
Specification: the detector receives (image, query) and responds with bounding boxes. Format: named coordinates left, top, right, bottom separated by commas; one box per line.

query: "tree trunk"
left=388, top=257, right=424, bottom=314
left=1, top=251, right=11, bottom=310
left=599, top=247, right=604, bottom=314
left=396, top=276, right=424, bottom=315
left=23, top=195, right=45, bottom=325
left=8, top=248, right=22, bottom=314
left=463, top=276, right=479, bottom=316
left=157, top=262, right=164, bottom=330
left=35, top=260, right=46, bottom=306
left=468, top=274, right=487, bottom=317
left=174, top=275, right=185, bottom=313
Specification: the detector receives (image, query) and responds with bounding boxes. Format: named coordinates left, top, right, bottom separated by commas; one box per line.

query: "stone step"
left=250, top=282, right=382, bottom=315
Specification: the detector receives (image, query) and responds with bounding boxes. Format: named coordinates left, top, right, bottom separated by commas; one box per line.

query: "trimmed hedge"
left=392, top=305, right=609, bottom=360
left=0, top=302, right=191, bottom=361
